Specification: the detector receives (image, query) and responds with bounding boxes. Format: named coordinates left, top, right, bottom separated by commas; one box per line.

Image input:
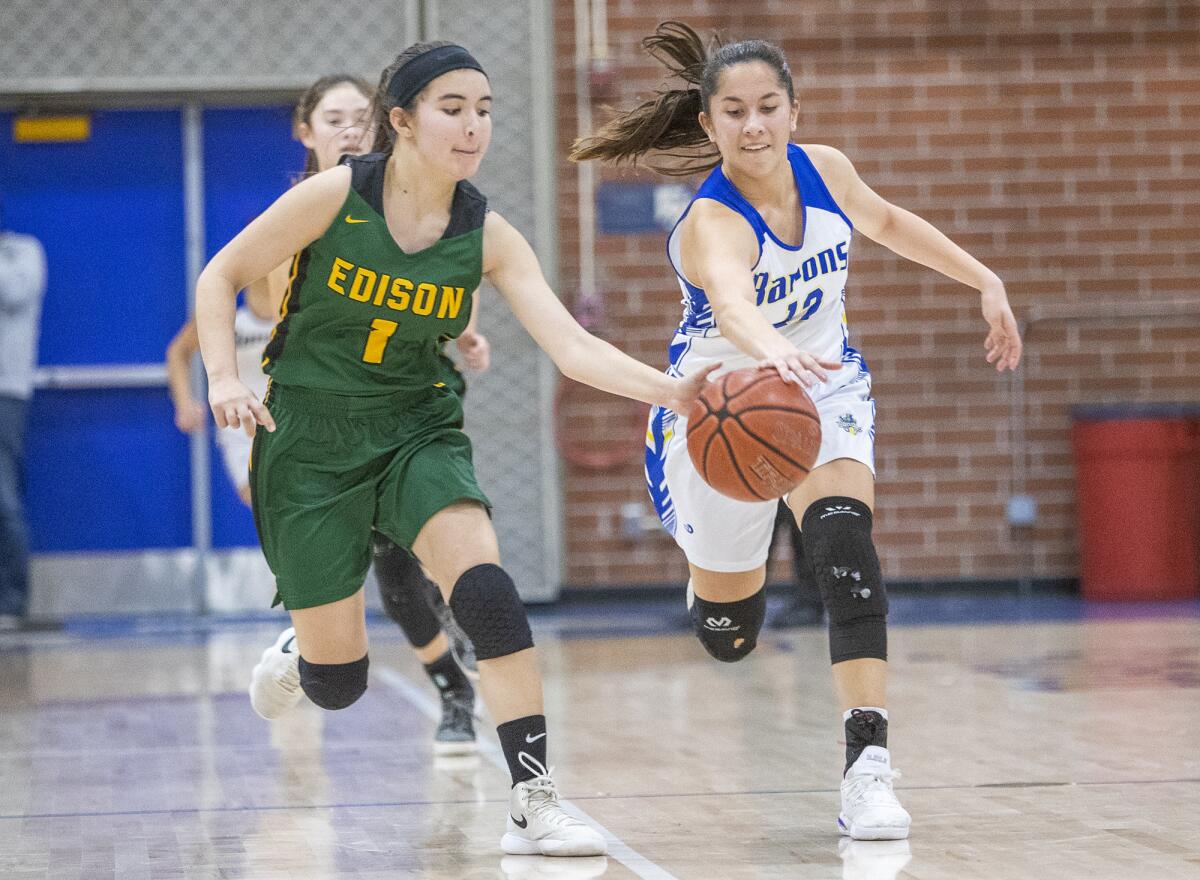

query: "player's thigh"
left=787, top=458, right=875, bottom=515
left=410, top=500, right=500, bottom=600
left=289, top=588, right=368, bottom=664
left=689, top=562, right=766, bottom=602
left=376, top=408, right=493, bottom=595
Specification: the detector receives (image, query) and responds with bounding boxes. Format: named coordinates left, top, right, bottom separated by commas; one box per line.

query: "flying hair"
left=570, top=20, right=795, bottom=177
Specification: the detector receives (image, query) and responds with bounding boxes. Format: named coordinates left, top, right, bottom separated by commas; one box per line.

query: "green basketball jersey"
left=263, top=153, right=484, bottom=394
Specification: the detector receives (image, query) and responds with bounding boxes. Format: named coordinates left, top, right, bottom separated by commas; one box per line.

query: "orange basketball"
left=686, top=367, right=822, bottom=502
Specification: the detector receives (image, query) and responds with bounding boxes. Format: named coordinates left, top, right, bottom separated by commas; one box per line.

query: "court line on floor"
left=375, top=664, right=680, bottom=880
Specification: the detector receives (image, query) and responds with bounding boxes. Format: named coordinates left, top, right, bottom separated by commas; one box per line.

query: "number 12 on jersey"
left=362, top=318, right=398, bottom=364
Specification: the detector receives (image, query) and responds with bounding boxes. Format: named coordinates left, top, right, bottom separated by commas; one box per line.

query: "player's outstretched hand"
left=981, top=281, right=1022, bottom=372
left=666, top=362, right=723, bottom=413
left=456, top=330, right=491, bottom=372
left=209, top=376, right=276, bottom=438
left=758, top=350, right=842, bottom=389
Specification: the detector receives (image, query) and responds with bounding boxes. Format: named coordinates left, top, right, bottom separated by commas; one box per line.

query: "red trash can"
left=1071, top=405, right=1200, bottom=601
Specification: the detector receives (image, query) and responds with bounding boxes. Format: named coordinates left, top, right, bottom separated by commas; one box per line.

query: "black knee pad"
left=800, top=497, right=888, bottom=663
left=687, top=584, right=766, bottom=663
left=372, top=534, right=441, bottom=649
left=299, top=654, right=369, bottom=710
left=448, top=564, right=533, bottom=661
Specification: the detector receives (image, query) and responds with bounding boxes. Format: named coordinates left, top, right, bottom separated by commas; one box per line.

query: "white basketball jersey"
left=664, top=143, right=865, bottom=377
left=233, top=306, right=276, bottom=400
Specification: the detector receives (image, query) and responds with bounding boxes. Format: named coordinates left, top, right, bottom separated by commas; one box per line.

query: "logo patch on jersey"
left=837, top=413, right=862, bottom=436
left=344, top=215, right=369, bottom=224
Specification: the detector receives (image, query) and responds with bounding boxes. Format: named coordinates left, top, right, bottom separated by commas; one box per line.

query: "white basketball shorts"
left=215, top=426, right=253, bottom=491
left=645, top=358, right=876, bottom=573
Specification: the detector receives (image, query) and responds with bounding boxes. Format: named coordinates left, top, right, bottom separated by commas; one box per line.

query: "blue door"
left=2, top=106, right=305, bottom=554
left=2, top=110, right=191, bottom=552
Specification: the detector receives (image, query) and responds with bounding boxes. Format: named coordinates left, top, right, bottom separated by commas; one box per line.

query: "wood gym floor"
left=1, top=593, right=1198, bottom=880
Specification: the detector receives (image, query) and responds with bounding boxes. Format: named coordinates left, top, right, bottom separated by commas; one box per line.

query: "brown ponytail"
left=570, top=20, right=795, bottom=178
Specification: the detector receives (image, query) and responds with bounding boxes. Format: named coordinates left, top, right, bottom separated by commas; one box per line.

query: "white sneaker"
left=839, top=837, right=912, bottom=880
left=249, top=627, right=304, bottom=720
left=838, top=746, right=911, bottom=840
left=501, top=775, right=607, bottom=857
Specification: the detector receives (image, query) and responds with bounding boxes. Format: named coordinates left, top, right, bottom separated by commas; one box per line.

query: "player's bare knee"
left=687, top=583, right=766, bottom=663
left=447, top=563, right=533, bottom=660
left=299, top=654, right=369, bottom=710
left=800, top=497, right=888, bottom=663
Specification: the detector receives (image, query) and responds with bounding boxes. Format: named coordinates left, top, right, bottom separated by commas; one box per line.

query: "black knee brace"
left=800, top=497, right=888, bottom=663
left=687, top=584, right=766, bottom=663
left=372, top=534, right=441, bottom=649
left=299, top=654, right=369, bottom=710
left=447, top=564, right=533, bottom=661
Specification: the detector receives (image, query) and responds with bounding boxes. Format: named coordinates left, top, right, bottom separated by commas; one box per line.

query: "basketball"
left=686, top=367, right=822, bottom=502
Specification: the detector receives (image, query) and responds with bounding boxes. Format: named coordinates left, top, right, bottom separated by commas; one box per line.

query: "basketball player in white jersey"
left=167, top=74, right=489, bottom=756
left=573, top=22, right=1021, bottom=842
left=169, top=278, right=282, bottom=504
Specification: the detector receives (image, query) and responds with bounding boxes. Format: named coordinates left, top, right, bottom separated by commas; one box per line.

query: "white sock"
left=843, top=706, right=889, bottom=722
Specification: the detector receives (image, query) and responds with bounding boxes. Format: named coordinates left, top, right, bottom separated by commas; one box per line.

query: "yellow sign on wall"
left=13, top=115, right=92, bottom=143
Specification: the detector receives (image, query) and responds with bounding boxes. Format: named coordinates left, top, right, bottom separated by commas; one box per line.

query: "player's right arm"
left=165, top=319, right=206, bottom=433
left=482, top=211, right=719, bottom=412
left=195, top=166, right=350, bottom=436
left=681, top=200, right=840, bottom=387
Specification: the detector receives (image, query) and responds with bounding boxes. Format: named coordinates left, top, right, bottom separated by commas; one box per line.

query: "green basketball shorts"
left=437, top=351, right=467, bottom=399
left=249, top=382, right=491, bottom=610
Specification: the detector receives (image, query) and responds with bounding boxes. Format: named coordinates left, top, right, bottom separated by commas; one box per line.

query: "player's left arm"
left=243, top=259, right=293, bottom=321
left=806, top=143, right=1021, bottom=372
left=482, top=211, right=717, bottom=410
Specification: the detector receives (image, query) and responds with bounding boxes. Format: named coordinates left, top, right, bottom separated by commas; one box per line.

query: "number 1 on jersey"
left=363, top=318, right=398, bottom=364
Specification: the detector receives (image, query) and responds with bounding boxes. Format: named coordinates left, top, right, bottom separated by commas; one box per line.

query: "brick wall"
left=552, top=0, right=1200, bottom=588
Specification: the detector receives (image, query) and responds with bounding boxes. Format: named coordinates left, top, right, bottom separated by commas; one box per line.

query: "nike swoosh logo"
left=525, top=732, right=547, bottom=744
left=344, top=215, right=369, bottom=224
left=510, top=814, right=528, bottom=828
left=281, top=636, right=296, bottom=654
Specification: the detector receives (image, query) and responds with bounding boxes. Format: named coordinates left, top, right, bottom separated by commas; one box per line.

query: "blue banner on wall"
left=596, top=181, right=693, bottom=234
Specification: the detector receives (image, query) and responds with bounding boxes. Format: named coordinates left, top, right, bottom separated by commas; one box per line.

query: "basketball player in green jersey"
left=171, top=74, right=485, bottom=755
left=195, top=43, right=717, bottom=857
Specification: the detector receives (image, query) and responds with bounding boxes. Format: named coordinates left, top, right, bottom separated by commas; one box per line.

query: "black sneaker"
left=434, top=687, right=477, bottom=756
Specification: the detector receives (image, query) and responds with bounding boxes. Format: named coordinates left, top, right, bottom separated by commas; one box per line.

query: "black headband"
left=386, top=45, right=486, bottom=107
